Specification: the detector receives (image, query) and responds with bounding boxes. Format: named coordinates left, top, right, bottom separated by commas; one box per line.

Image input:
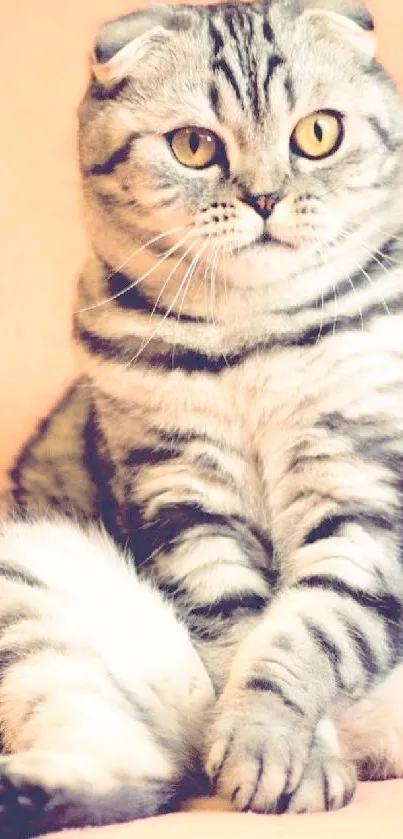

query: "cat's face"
left=80, top=1, right=403, bottom=303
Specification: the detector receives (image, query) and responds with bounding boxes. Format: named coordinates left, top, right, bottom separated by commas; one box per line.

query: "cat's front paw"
left=206, top=693, right=356, bottom=814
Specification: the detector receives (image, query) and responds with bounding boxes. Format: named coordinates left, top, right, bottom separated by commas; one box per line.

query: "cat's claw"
left=206, top=692, right=356, bottom=814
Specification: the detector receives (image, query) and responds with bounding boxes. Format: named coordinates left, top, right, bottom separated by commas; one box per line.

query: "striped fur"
left=3, top=0, right=403, bottom=831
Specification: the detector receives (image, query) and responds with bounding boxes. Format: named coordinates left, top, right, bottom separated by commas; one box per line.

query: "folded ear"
left=302, top=0, right=376, bottom=59
left=92, top=4, right=193, bottom=87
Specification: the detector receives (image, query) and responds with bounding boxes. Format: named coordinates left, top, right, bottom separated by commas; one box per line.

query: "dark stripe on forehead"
left=209, top=82, right=222, bottom=118
left=212, top=58, right=245, bottom=109
left=223, top=9, right=249, bottom=75
left=250, top=80, right=260, bottom=123
left=262, top=20, right=274, bottom=42
left=239, top=8, right=253, bottom=40
left=284, top=74, right=296, bottom=110
left=85, top=133, right=140, bottom=177
left=224, top=10, right=240, bottom=42
left=208, top=18, right=224, bottom=55
left=263, top=54, right=285, bottom=97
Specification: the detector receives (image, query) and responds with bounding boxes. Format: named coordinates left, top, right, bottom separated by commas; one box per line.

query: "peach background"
left=0, top=0, right=403, bottom=488
left=1, top=1, right=403, bottom=837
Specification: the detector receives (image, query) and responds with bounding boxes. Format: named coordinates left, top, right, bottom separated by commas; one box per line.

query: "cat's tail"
left=0, top=516, right=215, bottom=836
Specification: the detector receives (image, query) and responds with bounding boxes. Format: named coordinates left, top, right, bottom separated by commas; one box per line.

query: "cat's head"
left=79, top=0, right=403, bottom=309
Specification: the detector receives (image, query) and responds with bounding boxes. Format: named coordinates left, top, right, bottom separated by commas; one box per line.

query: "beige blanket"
left=43, top=783, right=403, bottom=839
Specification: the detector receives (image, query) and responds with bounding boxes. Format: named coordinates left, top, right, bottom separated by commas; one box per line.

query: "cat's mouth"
left=258, top=231, right=297, bottom=250
left=235, top=231, right=297, bottom=254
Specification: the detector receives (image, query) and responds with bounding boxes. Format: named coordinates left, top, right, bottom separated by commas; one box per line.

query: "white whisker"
left=337, top=229, right=392, bottom=317
left=332, top=281, right=338, bottom=336
left=210, top=245, right=230, bottom=368
left=346, top=227, right=402, bottom=268
left=125, top=239, right=203, bottom=368
left=171, top=242, right=208, bottom=366
left=209, top=245, right=219, bottom=326
left=222, top=244, right=230, bottom=312
left=345, top=271, right=364, bottom=332
left=351, top=266, right=390, bottom=316
left=202, top=241, right=214, bottom=320
left=315, top=283, right=325, bottom=343
left=78, top=226, right=188, bottom=312
left=148, top=239, right=200, bottom=323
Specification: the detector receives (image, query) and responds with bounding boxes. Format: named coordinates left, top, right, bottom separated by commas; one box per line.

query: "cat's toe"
left=206, top=693, right=356, bottom=815
left=285, top=745, right=356, bottom=814
left=206, top=691, right=312, bottom=812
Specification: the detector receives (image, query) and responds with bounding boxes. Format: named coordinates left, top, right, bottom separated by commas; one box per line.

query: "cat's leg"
left=205, top=435, right=403, bottom=813
left=205, top=586, right=359, bottom=814
left=0, top=516, right=214, bottom=837
left=113, top=462, right=278, bottom=689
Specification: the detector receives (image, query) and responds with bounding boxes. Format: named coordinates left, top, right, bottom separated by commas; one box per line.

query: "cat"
left=2, top=0, right=403, bottom=834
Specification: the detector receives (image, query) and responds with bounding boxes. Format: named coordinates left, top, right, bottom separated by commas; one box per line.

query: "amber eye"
left=168, top=127, right=220, bottom=169
left=291, top=111, right=344, bottom=160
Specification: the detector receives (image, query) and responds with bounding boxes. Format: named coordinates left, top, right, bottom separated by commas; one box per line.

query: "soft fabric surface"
left=1, top=0, right=403, bottom=836
left=43, top=783, right=403, bottom=837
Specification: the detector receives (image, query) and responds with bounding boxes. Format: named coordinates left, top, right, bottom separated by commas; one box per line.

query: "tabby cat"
left=2, top=0, right=403, bottom=834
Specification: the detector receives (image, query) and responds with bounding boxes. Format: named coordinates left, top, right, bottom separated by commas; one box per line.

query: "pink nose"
left=254, top=195, right=277, bottom=214
left=242, top=193, right=279, bottom=220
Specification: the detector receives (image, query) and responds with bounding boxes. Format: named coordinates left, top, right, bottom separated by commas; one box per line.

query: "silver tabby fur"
left=2, top=0, right=403, bottom=833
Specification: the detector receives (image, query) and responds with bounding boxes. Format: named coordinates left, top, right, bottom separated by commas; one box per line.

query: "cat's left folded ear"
left=301, top=0, right=376, bottom=59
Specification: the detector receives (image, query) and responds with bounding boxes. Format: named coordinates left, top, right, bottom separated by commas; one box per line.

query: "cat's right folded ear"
left=91, top=4, right=193, bottom=87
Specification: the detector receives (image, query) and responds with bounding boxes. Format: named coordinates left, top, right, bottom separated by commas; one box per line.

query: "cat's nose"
left=243, top=193, right=279, bottom=220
